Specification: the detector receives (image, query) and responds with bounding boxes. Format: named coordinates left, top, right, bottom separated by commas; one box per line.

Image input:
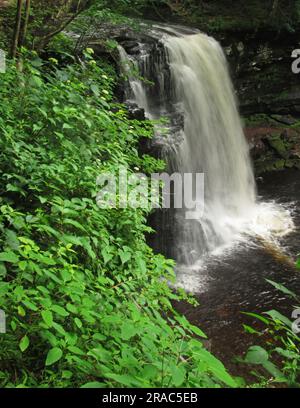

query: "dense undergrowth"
left=0, top=51, right=238, bottom=388
left=241, top=280, right=300, bottom=387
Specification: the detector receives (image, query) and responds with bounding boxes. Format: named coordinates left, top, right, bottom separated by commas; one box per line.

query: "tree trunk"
left=271, top=0, right=280, bottom=17
left=11, top=0, right=23, bottom=59
left=19, top=0, right=31, bottom=49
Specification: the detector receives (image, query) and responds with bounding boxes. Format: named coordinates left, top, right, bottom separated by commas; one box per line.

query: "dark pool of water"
left=175, top=168, right=300, bottom=380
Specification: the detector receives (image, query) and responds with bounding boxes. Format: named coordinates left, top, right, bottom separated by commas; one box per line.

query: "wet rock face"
left=224, top=36, right=300, bottom=116
left=243, top=115, right=300, bottom=174
left=126, top=102, right=145, bottom=121
left=229, top=25, right=300, bottom=174
left=222, top=30, right=300, bottom=175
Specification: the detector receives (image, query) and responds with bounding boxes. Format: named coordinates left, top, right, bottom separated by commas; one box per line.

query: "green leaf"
left=29, top=75, right=43, bottom=87
left=74, top=318, right=82, bottom=329
left=0, top=251, right=19, bottom=263
left=45, top=347, right=63, bottom=366
left=242, top=312, right=270, bottom=325
left=41, top=310, right=53, bottom=327
left=62, top=370, right=73, bottom=379
left=5, top=230, right=19, bottom=250
left=142, top=364, right=158, bottom=380
left=275, top=347, right=300, bottom=360
left=0, top=262, right=7, bottom=277
left=265, top=279, right=298, bottom=300
left=171, top=365, right=186, bottom=387
left=119, top=250, right=131, bottom=265
left=195, top=347, right=237, bottom=387
left=38, top=196, right=48, bottom=204
left=101, top=248, right=113, bottom=264
left=63, top=123, right=73, bottom=130
left=189, top=324, right=207, bottom=339
left=136, top=257, right=146, bottom=274
left=52, top=322, right=66, bottom=336
left=18, top=305, right=26, bottom=316
left=81, top=382, right=106, bottom=388
left=52, top=305, right=69, bottom=317
left=22, top=300, right=38, bottom=311
left=90, top=84, right=100, bottom=96
left=121, top=323, right=137, bottom=340
left=105, top=373, right=142, bottom=387
left=66, top=303, right=78, bottom=314
left=264, top=310, right=292, bottom=327
left=243, top=324, right=260, bottom=334
left=63, top=219, right=86, bottom=232
left=244, top=346, right=269, bottom=364
left=19, top=335, right=29, bottom=352
left=68, top=346, right=85, bottom=356
left=262, top=361, right=286, bottom=381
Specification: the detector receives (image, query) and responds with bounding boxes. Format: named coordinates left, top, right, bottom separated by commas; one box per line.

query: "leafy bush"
left=0, top=52, right=236, bottom=388
left=241, top=279, right=300, bottom=387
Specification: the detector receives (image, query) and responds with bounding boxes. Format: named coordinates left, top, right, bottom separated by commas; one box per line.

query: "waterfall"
left=118, top=26, right=293, bottom=269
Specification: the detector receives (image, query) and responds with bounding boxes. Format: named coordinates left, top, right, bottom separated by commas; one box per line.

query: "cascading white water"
left=118, top=45, right=150, bottom=113
left=163, top=33, right=257, bottom=262
left=119, top=27, right=294, bottom=269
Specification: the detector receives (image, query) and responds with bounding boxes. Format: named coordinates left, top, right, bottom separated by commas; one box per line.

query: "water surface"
left=175, top=169, right=300, bottom=378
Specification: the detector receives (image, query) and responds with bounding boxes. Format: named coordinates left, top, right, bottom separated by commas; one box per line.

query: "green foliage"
left=241, top=279, right=300, bottom=387
left=0, top=53, right=236, bottom=388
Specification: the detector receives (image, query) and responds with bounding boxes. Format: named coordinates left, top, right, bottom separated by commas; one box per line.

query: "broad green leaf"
left=68, top=346, right=85, bottom=356
left=136, top=257, right=146, bottom=274
left=63, top=123, right=73, bottom=130
left=275, top=347, right=300, bottom=360
left=266, top=279, right=298, bottom=300
left=90, top=84, right=100, bottom=96
left=81, top=382, right=106, bottom=388
left=245, top=346, right=269, bottom=364
left=22, top=300, right=38, bottom=311
left=41, top=310, right=53, bottom=327
left=19, top=335, right=29, bottom=352
left=121, top=323, right=137, bottom=340
left=45, top=347, right=63, bottom=366
left=264, top=310, right=292, bottom=327
left=189, top=324, right=207, bottom=339
left=0, top=251, right=19, bottom=263
left=106, top=373, right=142, bottom=387
left=171, top=365, right=186, bottom=387
left=66, top=303, right=78, bottom=314
left=101, top=248, right=113, bottom=264
left=74, top=318, right=82, bottom=329
left=63, top=219, right=86, bottom=232
left=119, top=250, right=131, bottom=265
left=52, top=305, right=69, bottom=317
left=18, top=306, right=26, bottom=317
left=262, top=361, right=286, bottom=382
left=0, top=262, right=7, bottom=277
